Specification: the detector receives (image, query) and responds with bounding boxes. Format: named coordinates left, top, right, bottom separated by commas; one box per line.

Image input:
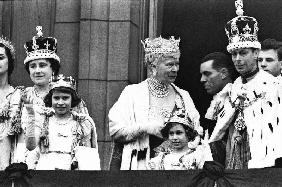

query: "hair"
left=201, top=52, right=238, bottom=81
left=25, top=58, right=60, bottom=76
left=44, top=87, right=81, bottom=108
left=261, top=38, right=280, bottom=51
left=278, top=47, right=282, bottom=61
left=0, top=43, right=14, bottom=77
left=161, top=122, right=198, bottom=141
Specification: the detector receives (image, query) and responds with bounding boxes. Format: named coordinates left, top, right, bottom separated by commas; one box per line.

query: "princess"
left=25, top=74, right=98, bottom=170
left=148, top=110, right=212, bottom=170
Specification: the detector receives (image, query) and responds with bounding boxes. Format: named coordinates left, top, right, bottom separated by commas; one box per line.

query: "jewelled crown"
left=225, top=0, right=261, bottom=53
left=49, top=74, right=76, bottom=91
left=141, top=36, right=180, bottom=64
left=0, top=36, right=16, bottom=60
left=166, top=109, right=193, bottom=129
left=24, top=26, right=60, bottom=64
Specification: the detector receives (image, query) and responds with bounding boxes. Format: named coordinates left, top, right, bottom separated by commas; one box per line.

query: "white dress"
left=148, top=144, right=213, bottom=170
left=0, top=85, right=14, bottom=170
left=36, top=115, right=81, bottom=170
left=9, top=86, right=91, bottom=169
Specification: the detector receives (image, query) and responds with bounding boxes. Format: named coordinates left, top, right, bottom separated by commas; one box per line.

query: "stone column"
left=78, top=0, right=147, bottom=170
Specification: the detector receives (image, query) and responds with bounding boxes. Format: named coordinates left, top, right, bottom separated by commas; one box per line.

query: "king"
left=209, top=0, right=282, bottom=169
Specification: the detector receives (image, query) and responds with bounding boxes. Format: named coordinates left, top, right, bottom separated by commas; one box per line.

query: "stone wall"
left=0, top=0, right=148, bottom=170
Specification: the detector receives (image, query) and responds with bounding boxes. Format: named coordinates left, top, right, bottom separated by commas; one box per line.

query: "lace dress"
left=9, top=86, right=90, bottom=169
left=148, top=143, right=213, bottom=170
left=0, top=85, right=14, bottom=170
left=36, top=115, right=89, bottom=170
left=150, top=93, right=186, bottom=156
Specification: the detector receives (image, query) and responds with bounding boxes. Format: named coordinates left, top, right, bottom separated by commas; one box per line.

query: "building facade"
left=2, top=0, right=282, bottom=170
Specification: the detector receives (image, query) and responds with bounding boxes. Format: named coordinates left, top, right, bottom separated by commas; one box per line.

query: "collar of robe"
left=241, top=67, right=259, bottom=84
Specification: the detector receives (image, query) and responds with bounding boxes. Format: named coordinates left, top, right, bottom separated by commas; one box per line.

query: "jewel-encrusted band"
left=147, top=78, right=169, bottom=98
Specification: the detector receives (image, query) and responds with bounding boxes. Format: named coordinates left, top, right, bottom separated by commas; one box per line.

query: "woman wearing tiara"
left=9, top=26, right=94, bottom=169
left=0, top=37, right=16, bottom=170
left=109, top=36, right=202, bottom=170
left=148, top=110, right=212, bottom=170
left=25, top=74, right=98, bottom=170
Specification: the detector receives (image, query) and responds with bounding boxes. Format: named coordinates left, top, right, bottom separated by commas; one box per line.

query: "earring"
left=152, top=69, right=157, bottom=77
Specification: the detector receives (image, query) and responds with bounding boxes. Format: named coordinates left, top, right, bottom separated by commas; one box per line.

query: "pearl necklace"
left=55, top=117, right=72, bottom=126
left=147, top=78, right=169, bottom=98
left=33, top=86, right=49, bottom=100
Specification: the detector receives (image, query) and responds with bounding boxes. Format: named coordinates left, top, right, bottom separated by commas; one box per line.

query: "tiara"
left=141, top=36, right=180, bottom=55
left=49, top=74, right=76, bottom=91
left=167, top=109, right=194, bottom=129
left=0, top=36, right=16, bottom=60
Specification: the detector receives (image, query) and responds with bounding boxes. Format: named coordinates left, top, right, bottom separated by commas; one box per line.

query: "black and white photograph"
left=0, top=0, right=282, bottom=186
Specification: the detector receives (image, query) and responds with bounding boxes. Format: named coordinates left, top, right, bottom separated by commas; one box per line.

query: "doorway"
left=158, top=0, right=282, bottom=128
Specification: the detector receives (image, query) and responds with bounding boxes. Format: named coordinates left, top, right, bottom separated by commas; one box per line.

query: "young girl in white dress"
left=148, top=110, right=212, bottom=170
left=25, top=74, right=98, bottom=170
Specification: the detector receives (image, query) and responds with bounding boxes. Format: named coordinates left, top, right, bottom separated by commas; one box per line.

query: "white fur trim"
left=24, top=50, right=60, bottom=64
left=227, top=41, right=261, bottom=53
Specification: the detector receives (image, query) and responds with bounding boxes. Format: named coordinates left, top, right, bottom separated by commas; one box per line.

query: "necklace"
left=147, top=78, right=169, bottom=98
left=33, top=86, right=49, bottom=100
left=54, top=115, right=72, bottom=126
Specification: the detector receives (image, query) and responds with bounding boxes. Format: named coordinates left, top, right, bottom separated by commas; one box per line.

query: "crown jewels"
left=225, top=0, right=261, bottom=52
left=141, top=36, right=180, bottom=64
left=147, top=77, right=169, bottom=98
left=167, top=109, right=194, bottom=129
left=0, top=36, right=16, bottom=60
left=141, top=36, right=180, bottom=55
left=24, top=26, right=60, bottom=64
left=49, top=74, right=76, bottom=91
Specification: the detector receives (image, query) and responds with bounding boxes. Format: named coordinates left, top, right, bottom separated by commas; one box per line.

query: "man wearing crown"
left=108, top=36, right=203, bottom=170
left=209, top=0, right=282, bottom=169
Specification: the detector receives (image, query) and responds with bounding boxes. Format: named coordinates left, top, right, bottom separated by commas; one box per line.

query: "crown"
left=141, top=36, right=180, bottom=57
left=24, top=26, right=60, bottom=64
left=49, top=74, right=76, bottom=91
left=225, top=0, right=261, bottom=53
left=0, top=36, right=16, bottom=60
left=166, top=109, right=194, bottom=129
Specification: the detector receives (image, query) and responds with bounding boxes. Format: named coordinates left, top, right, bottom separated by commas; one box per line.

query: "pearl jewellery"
left=0, top=36, right=15, bottom=60
left=147, top=78, right=169, bottom=98
left=141, top=36, right=180, bottom=65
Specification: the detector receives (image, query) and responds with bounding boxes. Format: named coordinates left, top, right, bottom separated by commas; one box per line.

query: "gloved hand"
left=141, top=119, right=165, bottom=137
left=71, top=161, right=78, bottom=170
left=24, top=104, right=35, bottom=115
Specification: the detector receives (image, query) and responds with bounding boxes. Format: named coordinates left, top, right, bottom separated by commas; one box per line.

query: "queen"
left=108, top=36, right=202, bottom=170
left=9, top=26, right=95, bottom=169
